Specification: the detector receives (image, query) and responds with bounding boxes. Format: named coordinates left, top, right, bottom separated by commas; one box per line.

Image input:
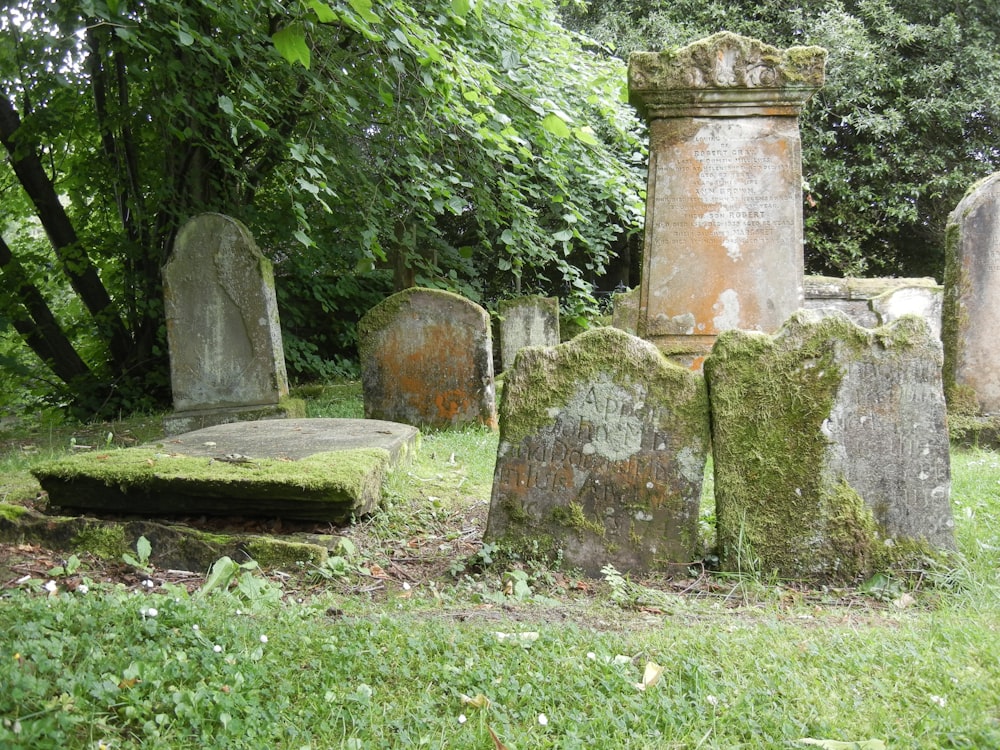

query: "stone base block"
left=163, top=399, right=306, bottom=436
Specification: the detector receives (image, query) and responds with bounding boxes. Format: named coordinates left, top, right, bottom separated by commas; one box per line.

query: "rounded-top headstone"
left=163, top=213, right=289, bottom=413
left=358, top=287, right=497, bottom=429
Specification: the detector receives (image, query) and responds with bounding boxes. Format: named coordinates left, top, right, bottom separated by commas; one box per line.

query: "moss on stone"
left=550, top=502, right=606, bottom=538
left=499, top=326, right=709, bottom=451
left=0, top=503, right=29, bottom=522
left=71, top=523, right=129, bottom=560
left=941, top=217, right=974, bottom=415
left=243, top=538, right=328, bottom=568
left=705, top=310, right=928, bottom=583
left=33, top=447, right=388, bottom=498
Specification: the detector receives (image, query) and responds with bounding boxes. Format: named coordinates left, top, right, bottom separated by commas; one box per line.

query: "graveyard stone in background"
left=358, top=287, right=497, bottom=429
left=943, top=172, right=1000, bottom=416
left=162, top=213, right=302, bottom=435
left=870, top=285, right=942, bottom=341
left=705, top=310, right=955, bottom=583
left=628, top=32, right=825, bottom=368
left=484, top=327, right=710, bottom=576
left=498, top=296, right=560, bottom=372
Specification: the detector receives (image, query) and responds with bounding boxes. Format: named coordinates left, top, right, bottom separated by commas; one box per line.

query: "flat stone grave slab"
left=32, top=419, right=419, bottom=523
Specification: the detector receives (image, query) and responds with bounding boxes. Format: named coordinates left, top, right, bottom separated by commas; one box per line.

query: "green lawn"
left=0, top=394, right=998, bottom=748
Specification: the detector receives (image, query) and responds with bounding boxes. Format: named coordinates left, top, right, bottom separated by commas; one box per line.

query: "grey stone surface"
left=705, top=310, right=954, bottom=583
left=498, top=296, right=560, bottom=372
left=943, top=172, right=1000, bottom=414
left=485, top=327, right=710, bottom=576
left=358, top=287, right=497, bottom=429
left=154, top=418, right=418, bottom=462
left=163, top=213, right=289, bottom=432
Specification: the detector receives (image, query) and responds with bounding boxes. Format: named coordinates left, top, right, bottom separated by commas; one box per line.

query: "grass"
left=1, top=384, right=999, bottom=748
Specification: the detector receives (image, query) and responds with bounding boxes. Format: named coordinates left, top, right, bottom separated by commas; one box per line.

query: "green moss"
left=499, top=326, right=709, bottom=450
left=33, top=447, right=388, bottom=498
left=0, top=503, right=29, bottom=522
left=551, top=502, right=606, bottom=538
left=941, top=218, right=974, bottom=414
left=71, top=523, right=128, bottom=560
left=243, top=538, right=328, bottom=568
left=706, top=311, right=928, bottom=583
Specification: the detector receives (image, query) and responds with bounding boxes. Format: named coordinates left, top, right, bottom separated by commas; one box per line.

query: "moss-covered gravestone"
left=705, top=310, right=954, bottom=583
left=498, top=296, right=560, bottom=372
left=359, top=288, right=497, bottom=429
left=943, top=172, right=1000, bottom=415
left=484, top=327, right=710, bottom=576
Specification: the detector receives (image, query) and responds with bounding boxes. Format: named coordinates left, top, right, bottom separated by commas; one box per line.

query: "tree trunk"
left=0, top=235, right=98, bottom=387
left=0, top=92, right=134, bottom=370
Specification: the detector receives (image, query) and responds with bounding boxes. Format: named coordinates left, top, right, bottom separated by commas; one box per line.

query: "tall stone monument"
left=485, top=327, right=710, bottom=576
left=358, top=288, right=497, bottom=430
left=163, top=213, right=299, bottom=435
left=705, top=310, right=954, bottom=583
left=943, top=172, right=1000, bottom=415
left=628, top=32, right=826, bottom=368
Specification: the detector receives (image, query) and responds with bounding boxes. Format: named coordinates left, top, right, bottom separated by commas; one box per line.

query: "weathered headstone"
left=358, top=287, right=497, bottom=429
left=162, top=213, right=300, bottom=435
left=611, top=286, right=640, bottom=335
left=484, top=327, right=710, bottom=576
left=498, top=296, right=560, bottom=372
left=870, top=285, right=942, bottom=341
left=628, top=33, right=825, bottom=367
left=705, top=310, right=954, bottom=583
left=943, top=172, right=1000, bottom=414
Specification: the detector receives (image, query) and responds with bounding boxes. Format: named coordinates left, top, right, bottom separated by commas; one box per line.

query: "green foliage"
left=562, top=0, right=1000, bottom=279
left=1, top=0, right=644, bottom=413
left=121, top=535, right=153, bottom=573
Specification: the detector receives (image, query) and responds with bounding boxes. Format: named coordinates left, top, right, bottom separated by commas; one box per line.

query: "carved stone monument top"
left=629, top=32, right=826, bottom=119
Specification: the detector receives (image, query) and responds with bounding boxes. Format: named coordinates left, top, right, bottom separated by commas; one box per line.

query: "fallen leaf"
left=635, top=661, right=664, bottom=691
left=460, top=693, right=491, bottom=709
left=892, top=592, right=916, bottom=609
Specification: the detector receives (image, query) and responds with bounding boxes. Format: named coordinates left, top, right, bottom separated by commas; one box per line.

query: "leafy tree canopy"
left=562, top=0, right=1000, bottom=277
left=0, top=0, right=644, bottom=415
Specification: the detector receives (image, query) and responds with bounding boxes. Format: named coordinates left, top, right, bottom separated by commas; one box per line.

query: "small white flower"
left=458, top=714, right=467, bottom=724
left=78, top=584, right=89, bottom=594
left=213, top=644, right=222, bottom=653
left=259, top=635, right=268, bottom=644
left=930, top=694, right=947, bottom=708
left=586, top=652, right=597, bottom=661
left=192, top=624, right=199, bottom=631
left=706, top=695, right=719, bottom=707
left=43, top=580, right=57, bottom=593
left=538, top=714, right=548, bottom=726
left=402, top=582, right=411, bottom=591
left=142, top=579, right=154, bottom=589
left=146, top=607, right=158, bottom=617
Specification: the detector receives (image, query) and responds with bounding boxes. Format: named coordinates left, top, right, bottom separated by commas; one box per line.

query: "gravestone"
left=870, top=285, right=942, bottom=341
left=484, top=327, right=710, bottom=576
left=498, top=296, right=560, bottom=372
left=943, top=172, right=1000, bottom=414
left=162, top=213, right=300, bottom=435
left=705, top=310, right=954, bottom=583
left=611, top=286, right=640, bottom=334
left=358, top=287, right=497, bottom=429
left=628, top=32, right=826, bottom=368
